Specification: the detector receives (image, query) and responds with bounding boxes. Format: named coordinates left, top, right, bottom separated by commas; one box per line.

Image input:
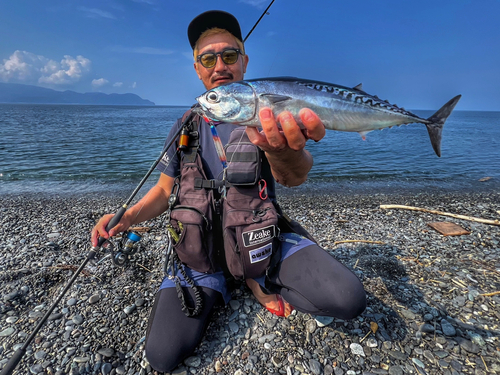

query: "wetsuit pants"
left=144, top=238, right=366, bottom=373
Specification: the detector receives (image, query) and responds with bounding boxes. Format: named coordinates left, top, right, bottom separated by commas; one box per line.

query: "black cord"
left=172, top=253, right=204, bottom=317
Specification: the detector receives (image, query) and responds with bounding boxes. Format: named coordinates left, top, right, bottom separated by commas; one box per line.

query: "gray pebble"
left=229, top=300, right=241, bottom=310
left=184, top=356, right=201, bottom=367
left=172, top=366, right=188, bottom=375
left=423, top=313, right=434, bottom=322
left=388, top=365, right=403, bottom=375
left=411, top=358, right=425, bottom=368
left=228, top=322, right=239, bottom=333
left=315, top=316, right=334, bottom=327
left=34, top=350, right=47, bottom=360
left=419, top=323, right=435, bottom=333
left=434, top=351, right=449, bottom=359
left=469, top=333, right=485, bottom=347
left=400, top=309, right=416, bottom=320
left=72, top=314, right=84, bottom=325
left=440, top=319, right=456, bottom=336
left=306, top=319, right=317, bottom=333
left=455, top=337, right=480, bottom=354
left=124, top=304, right=136, bottom=315
left=350, top=343, right=365, bottom=357
left=97, top=348, right=114, bottom=357
left=309, top=359, right=322, bottom=375
left=29, top=364, right=44, bottom=374
left=0, top=328, right=15, bottom=337
left=73, top=357, right=90, bottom=363
left=101, top=363, right=112, bottom=375
left=4, top=291, right=18, bottom=301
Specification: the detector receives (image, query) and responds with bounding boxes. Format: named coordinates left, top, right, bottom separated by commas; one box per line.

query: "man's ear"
left=243, top=54, right=249, bottom=74
left=194, top=62, right=202, bottom=80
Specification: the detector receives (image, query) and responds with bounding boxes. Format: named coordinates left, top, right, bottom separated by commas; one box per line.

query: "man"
left=92, top=10, right=366, bottom=373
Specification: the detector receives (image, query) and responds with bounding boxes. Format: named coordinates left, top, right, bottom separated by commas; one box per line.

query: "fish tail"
left=425, top=95, right=462, bottom=157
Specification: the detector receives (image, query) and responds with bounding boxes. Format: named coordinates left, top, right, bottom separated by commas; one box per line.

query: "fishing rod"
left=1, top=2, right=277, bottom=372
left=244, top=0, right=276, bottom=42
left=0, top=111, right=197, bottom=375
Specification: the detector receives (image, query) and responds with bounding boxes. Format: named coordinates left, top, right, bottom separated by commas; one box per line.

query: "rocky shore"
left=0, top=190, right=499, bottom=375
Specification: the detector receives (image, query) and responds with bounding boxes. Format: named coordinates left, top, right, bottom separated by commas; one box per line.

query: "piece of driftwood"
left=427, top=222, right=471, bottom=236
left=334, top=240, right=385, bottom=245
left=481, top=291, right=500, bottom=297
left=380, top=205, right=500, bottom=226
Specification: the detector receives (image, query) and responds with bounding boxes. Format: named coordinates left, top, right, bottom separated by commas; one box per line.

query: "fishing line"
left=244, top=0, right=276, bottom=42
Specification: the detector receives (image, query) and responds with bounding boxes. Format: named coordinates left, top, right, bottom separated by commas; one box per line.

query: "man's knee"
left=145, top=339, right=184, bottom=373
left=338, top=288, right=367, bottom=320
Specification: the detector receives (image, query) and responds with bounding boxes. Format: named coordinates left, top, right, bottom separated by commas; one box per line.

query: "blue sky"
left=0, top=0, right=499, bottom=110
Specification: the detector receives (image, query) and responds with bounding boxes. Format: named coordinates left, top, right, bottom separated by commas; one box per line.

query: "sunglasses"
left=197, top=49, right=243, bottom=69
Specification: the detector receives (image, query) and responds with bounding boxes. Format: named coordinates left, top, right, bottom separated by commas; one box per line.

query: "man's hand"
left=245, top=107, right=325, bottom=187
left=245, top=108, right=325, bottom=152
left=91, top=213, right=131, bottom=247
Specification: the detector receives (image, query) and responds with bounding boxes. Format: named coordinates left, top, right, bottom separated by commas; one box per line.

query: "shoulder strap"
left=179, top=107, right=201, bottom=164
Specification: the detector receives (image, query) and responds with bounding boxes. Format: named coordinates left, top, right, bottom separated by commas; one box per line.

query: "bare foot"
left=246, top=279, right=293, bottom=317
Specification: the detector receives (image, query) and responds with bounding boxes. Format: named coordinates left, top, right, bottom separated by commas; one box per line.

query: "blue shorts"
left=159, top=232, right=314, bottom=304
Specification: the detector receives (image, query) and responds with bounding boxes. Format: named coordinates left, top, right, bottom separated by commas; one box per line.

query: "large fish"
left=195, top=77, right=461, bottom=157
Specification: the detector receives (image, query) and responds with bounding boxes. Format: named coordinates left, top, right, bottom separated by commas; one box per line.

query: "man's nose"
left=213, top=55, right=228, bottom=71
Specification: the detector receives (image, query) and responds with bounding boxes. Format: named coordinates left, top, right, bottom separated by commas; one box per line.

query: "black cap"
left=188, top=10, right=242, bottom=50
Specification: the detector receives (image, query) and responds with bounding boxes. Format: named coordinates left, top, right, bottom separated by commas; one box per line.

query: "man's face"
left=194, top=32, right=249, bottom=90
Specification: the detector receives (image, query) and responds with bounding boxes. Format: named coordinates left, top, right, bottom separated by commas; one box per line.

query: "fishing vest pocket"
left=222, top=185, right=279, bottom=280
left=224, top=127, right=262, bottom=185
left=170, top=205, right=214, bottom=273
left=168, top=155, right=216, bottom=274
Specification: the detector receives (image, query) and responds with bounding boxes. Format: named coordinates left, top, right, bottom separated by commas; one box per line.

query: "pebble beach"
left=0, top=189, right=499, bottom=375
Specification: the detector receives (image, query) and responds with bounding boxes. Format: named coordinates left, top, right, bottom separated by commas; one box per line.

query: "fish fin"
left=425, top=95, right=462, bottom=157
left=260, top=94, right=292, bottom=104
left=353, top=83, right=363, bottom=91
left=358, top=130, right=372, bottom=140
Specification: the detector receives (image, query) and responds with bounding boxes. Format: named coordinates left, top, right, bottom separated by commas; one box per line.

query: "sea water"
left=0, top=104, right=498, bottom=195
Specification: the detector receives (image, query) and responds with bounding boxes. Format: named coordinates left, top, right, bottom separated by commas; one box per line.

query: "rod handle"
left=0, top=348, right=25, bottom=375
left=97, top=205, right=127, bottom=248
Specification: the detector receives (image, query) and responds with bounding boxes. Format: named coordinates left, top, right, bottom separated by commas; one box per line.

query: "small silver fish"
left=195, top=77, right=461, bottom=157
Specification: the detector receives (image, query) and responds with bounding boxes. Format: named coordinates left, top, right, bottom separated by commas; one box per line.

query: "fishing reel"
left=100, top=231, right=142, bottom=267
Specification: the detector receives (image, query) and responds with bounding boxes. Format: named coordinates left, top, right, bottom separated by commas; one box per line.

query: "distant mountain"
left=0, top=82, right=155, bottom=106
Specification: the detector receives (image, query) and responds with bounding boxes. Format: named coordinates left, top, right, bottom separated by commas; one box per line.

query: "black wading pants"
left=144, top=244, right=366, bottom=373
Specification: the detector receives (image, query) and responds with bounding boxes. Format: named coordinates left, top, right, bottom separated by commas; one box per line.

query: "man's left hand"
left=245, top=107, right=325, bottom=153
left=244, top=107, right=325, bottom=187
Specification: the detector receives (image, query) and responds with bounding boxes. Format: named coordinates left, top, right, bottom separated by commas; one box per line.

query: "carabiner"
left=258, top=179, right=268, bottom=200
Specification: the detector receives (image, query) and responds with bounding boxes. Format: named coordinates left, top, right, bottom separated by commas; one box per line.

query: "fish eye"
left=206, top=91, right=219, bottom=103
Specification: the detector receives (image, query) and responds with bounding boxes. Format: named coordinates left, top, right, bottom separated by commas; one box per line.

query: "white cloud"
left=113, top=82, right=123, bottom=87
left=239, top=0, right=269, bottom=7
left=92, top=78, right=109, bottom=88
left=0, top=50, right=47, bottom=82
left=132, top=0, right=157, bottom=4
left=39, top=55, right=91, bottom=85
left=78, top=6, right=116, bottom=19
left=0, top=50, right=91, bottom=85
left=131, top=82, right=137, bottom=89
left=112, top=46, right=174, bottom=55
